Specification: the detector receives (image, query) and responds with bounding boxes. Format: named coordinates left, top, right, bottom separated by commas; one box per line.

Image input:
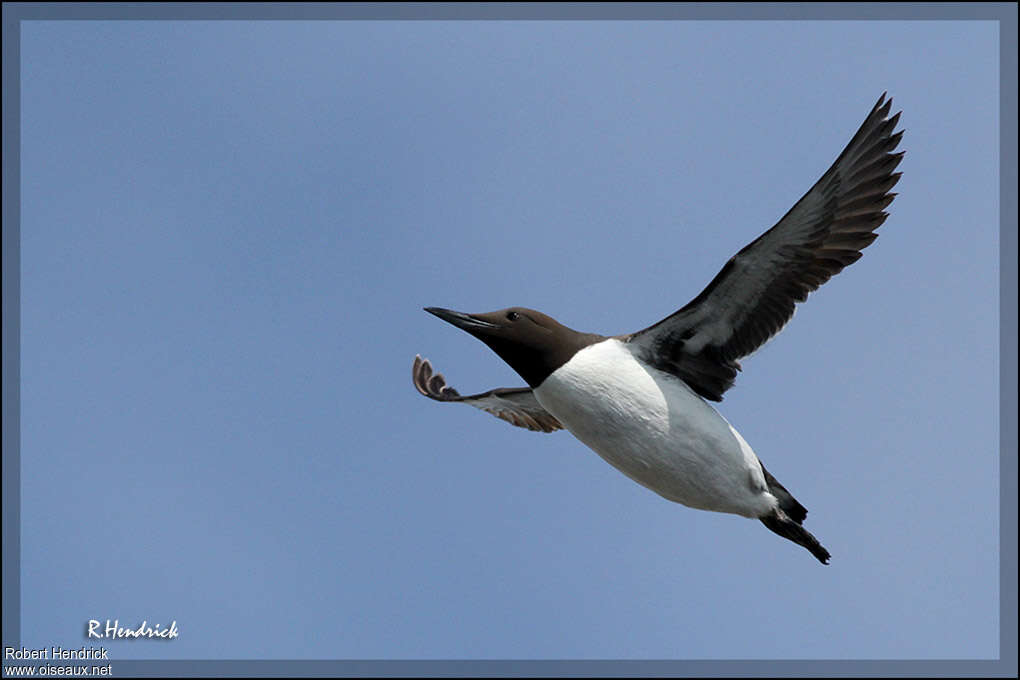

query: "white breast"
left=533, top=339, right=776, bottom=518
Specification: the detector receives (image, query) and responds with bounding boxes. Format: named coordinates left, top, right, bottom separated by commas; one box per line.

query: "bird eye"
left=506, top=311, right=520, bottom=321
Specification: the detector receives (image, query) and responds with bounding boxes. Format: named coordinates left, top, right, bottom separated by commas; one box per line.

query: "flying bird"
left=413, top=94, right=904, bottom=564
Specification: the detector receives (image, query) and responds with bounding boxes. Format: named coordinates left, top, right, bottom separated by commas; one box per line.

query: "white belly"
left=533, top=339, right=776, bottom=518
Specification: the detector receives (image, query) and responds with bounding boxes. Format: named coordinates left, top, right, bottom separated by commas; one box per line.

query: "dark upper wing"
left=626, top=93, right=905, bottom=402
left=412, top=355, right=563, bottom=433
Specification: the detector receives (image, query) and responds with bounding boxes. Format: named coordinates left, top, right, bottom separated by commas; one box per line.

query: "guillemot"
left=413, top=93, right=904, bottom=564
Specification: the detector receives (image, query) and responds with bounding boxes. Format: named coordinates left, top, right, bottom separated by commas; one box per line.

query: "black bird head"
left=424, top=306, right=604, bottom=388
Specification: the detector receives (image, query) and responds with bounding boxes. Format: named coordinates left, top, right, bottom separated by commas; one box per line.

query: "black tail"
left=759, top=463, right=831, bottom=564
left=760, top=510, right=831, bottom=564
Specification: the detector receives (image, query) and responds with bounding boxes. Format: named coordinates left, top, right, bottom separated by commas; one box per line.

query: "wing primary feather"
left=625, top=94, right=905, bottom=401
left=412, top=355, right=563, bottom=433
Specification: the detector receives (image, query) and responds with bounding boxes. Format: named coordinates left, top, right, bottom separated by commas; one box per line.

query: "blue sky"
left=16, top=17, right=1002, bottom=661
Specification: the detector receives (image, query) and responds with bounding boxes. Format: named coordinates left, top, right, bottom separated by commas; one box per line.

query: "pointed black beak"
left=424, top=307, right=501, bottom=334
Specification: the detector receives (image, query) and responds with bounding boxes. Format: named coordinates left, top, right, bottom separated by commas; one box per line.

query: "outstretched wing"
left=627, top=93, right=905, bottom=401
left=412, top=355, right=563, bottom=433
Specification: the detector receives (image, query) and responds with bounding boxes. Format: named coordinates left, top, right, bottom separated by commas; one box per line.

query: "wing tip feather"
left=412, top=355, right=460, bottom=401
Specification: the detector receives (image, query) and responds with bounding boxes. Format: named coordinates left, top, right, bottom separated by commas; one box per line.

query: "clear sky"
left=17, top=16, right=1001, bottom=661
